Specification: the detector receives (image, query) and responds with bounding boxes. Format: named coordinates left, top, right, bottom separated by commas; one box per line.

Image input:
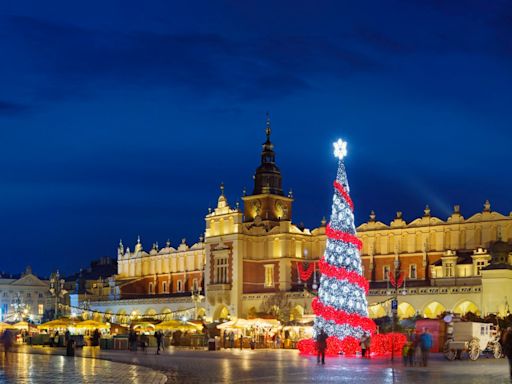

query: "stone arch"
left=116, top=309, right=128, bottom=324
left=452, top=300, right=480, bottom=316
left=290, top=305, right=304, bottom=321
left=397, top=302, right=416, bottom=320
left=104, top=310, right=113, bottom=322
left=213, top=305, right=230, bottom=321
left=196, top=307, right=206, bottom=319
left=130, top=310, right=141, bottom=321
left=145, top=308, right=157, bottom=318
left=161, top=308, right=172, bottom=321
left=368, top=304, right=387, bottom=319
left=92, top=311, right=102, bottom=322
left=422, top=301, right=446, bottom=319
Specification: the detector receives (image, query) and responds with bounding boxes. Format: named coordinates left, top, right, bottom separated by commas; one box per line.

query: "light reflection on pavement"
left=7, top=346, right=512, bottom=384
left=0, top=350, right=167, bottom=384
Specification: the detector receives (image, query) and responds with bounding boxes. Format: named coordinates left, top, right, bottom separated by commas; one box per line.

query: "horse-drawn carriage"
left=443, top=322, right=502, bottom=361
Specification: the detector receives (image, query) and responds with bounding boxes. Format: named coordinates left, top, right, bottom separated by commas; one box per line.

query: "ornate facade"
left=86, top=118, right=512, bottom=325
left=0, top=267, right=50, bottom=323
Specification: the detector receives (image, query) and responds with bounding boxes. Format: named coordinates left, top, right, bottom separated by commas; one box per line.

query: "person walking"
left=316, top=329, right=328, bottom=365
left=360, top=335, right=368, bottom=358
left=502, top=327, right=512, bottom=379
left=155, top=330, right=163, bottom=355
left=419, top=328, right=433, bottom=367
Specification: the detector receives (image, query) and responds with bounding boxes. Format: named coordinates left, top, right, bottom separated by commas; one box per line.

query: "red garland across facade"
left=296, top=262, right=315, bottom=282
left=318, top=258, right=369, bottom=293
left=333, top=180, right=354, bottom=211
left=312, top=298, right=376, bottom=334
left=389, top=270, right=404, bottom=288
left=325, top=224, right=363, bottom=250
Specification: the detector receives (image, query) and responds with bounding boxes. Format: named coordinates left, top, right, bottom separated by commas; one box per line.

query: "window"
left=409, top=264, right=417, bottom=279
left=264, top=264, right=275, bottom=287
left=177, top=280, right=183, bottom=292
left=3, top=292, right=7, bottom=298
left=148, top=282, right=153, bottom=294
left=38, top=293, right=43, bottom=298
left=214, top=256, right=229, bottom=284
left=476, top=260, right=486, bottom=276
left=192, top=278, right=199, bottom=291
left=38, top=304, right=44, bottom=315
left=383, top=265, right=390, bottom=281
left=445, top=262, right=454, bottom=277
left=26, top=292, right=31, bottom=298
left=162, top=282, right=167, bottom=293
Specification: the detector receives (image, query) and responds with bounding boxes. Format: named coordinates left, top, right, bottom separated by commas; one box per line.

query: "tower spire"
left=265, top=112, right=271, bottom=140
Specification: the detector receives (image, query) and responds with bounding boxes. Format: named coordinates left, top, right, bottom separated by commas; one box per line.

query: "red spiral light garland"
left=325, top=224, right=363, bottom=250
left=318, top=258, right=369, bottom=293
left=333, top=180, right=354, bottom=211
left=312, top=298, right=376, bottom=333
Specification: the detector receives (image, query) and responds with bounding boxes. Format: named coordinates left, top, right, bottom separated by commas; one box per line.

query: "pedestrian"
left=402, top=341, right=410, bottom=366
left=316, top=329, right=328, bottom=365
left=239, top=335, right=244, bottom=350
left=1, top=329, right=14, bottom=354
left=407, top=341, right=414, bottom=366
left=128, top=329, right=137, bottom=352
left=412, top=330, right=421, bottom=366
left=155, top=330, right=163, bottom=355
left=502, top=327, right=512, bottom=379
left=419, top=328, right=433, bottom=367
left=360, top=335, right=368, bottom=358
left=53, top=331, right=60, bottom=347
left=92, top=329, right=100, bottom=347
left=229, top=331, right=234, bottom=348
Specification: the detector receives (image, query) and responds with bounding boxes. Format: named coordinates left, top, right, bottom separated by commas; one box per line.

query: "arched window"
left=162, top=281, right=167, bottom=293
left=177, top=280, right=183, bottom=292
left=148, top=282, right=153, bottom=294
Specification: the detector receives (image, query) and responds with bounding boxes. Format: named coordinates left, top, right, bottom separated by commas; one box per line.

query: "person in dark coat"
left=503, top=327, right=512, bottom=379
left=316, top=329, right=328, bottom=365
left=155, top=330, right=163, bottom=355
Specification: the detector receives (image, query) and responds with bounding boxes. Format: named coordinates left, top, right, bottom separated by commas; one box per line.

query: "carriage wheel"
left=493, top=342, right=503, bottom=359
left=443, top=340, right=457, bottom=361
left=468, top=338, right=480, bottom=361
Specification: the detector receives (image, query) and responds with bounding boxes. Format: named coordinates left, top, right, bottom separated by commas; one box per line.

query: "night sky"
left=1, top=1, right=511, bottom=277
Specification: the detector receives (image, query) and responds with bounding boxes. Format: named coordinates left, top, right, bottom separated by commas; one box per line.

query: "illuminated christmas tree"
left=304, top=139, right=375, bottom=355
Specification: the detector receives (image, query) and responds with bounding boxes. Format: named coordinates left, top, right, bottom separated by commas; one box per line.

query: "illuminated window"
left=409, top=264, right=417, bottom=279
left=215, top=256, right=229, bottom=284
left=148, top=282, right=153, bottom=294
left=192, top=278, right=199, bottom=291
left=38, top=304, right=44, bottom=315
left=264, top=264, right=275, bottom=287
left=383, top=265, right=390, bottom=281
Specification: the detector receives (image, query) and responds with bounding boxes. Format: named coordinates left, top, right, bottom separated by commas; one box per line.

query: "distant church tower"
left=242, top=114, right=293, bottom=223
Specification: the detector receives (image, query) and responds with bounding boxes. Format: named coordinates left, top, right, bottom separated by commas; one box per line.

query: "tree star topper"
left=333, top=139, right=348, bottom=160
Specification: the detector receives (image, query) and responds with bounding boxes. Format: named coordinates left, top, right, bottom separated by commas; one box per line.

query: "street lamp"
left=49, top=270, right=67, bottom=320
left=191, top=288, right=205, bottom=320
left=388, top=259, right=406, bottom=362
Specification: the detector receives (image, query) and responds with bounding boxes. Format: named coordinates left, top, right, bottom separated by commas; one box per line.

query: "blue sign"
left=391, top=299, right=398, bottom=311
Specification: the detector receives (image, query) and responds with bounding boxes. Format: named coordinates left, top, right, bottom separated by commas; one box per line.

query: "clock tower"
left=243, top=115, right=293, bottom=223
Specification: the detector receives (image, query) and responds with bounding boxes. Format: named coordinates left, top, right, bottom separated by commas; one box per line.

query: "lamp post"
left=49, top=270, right=67, bottom=320
left=388, top=259, right=406, bottom=362
left=191, top=288, right=205, bottom=320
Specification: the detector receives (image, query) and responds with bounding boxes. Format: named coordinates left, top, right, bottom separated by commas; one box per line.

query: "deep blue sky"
left=1, top=1, right=511, bottom=277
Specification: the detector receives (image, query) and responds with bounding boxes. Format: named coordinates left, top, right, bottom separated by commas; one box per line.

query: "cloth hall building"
left=85, top=120, right=512, bottom=324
